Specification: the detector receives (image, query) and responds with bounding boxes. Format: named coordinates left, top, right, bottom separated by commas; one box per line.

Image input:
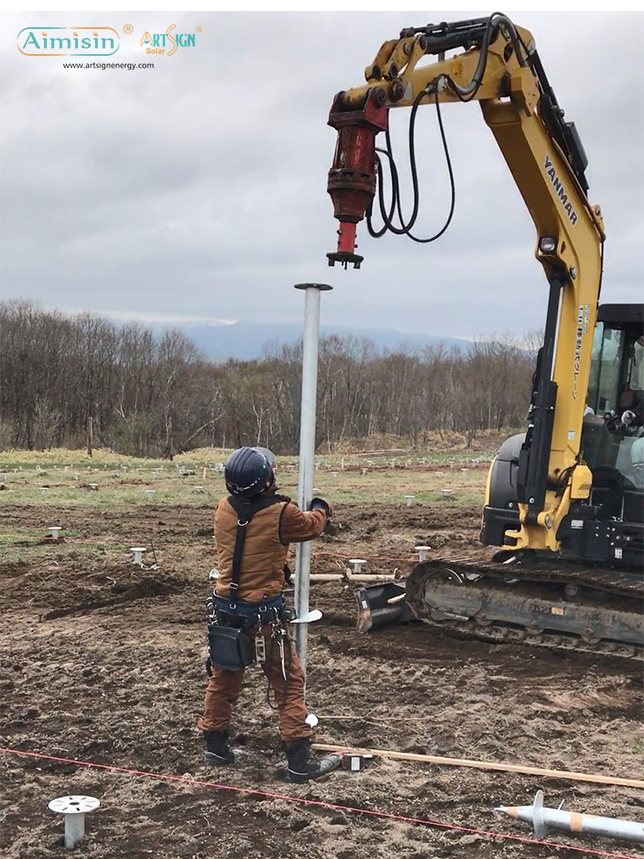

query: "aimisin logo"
left=18, top=26, right=119, bottom=57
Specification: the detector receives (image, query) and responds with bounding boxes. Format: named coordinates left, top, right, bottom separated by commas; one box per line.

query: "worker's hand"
left=323, top=519, right=341, bottom=536
left=310, top=496, right=332, bottom=517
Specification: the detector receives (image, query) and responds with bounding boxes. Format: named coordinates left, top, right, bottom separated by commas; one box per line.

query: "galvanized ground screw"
left=49, top=527, right=62, bottom=540
left=48, top=795, right=100, bottom=849
left=404, top=495, right=415, bottom=507
left=497, top=789, right=644, bottom=843
left=348, top=559, right=367, bottom=574
left=130, top=547, right=146, bottom=565
left=415, top=545, right=431, bottom=562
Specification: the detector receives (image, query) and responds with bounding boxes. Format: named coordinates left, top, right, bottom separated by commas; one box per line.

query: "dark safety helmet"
left=224, top=446, right=276, bottom=500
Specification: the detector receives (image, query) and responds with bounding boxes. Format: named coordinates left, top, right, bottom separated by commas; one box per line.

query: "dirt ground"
left=0, top=498, right=642, bottom=859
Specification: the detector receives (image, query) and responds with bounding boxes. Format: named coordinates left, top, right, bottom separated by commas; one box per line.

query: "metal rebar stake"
left=293, top=283, right=332, bottom=674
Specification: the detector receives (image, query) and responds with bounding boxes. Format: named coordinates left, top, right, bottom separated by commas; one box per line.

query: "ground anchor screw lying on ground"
left=48, top=527, right=62, bottom=540
left=130, top=547, right=147, bottom=565
left=48, top=795, right=100, bottom=849
left=496, top=789, right=644, bottom=843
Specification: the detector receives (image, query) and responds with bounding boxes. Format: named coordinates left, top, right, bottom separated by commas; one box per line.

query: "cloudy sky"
left=1, top=10, right=642, bottom=339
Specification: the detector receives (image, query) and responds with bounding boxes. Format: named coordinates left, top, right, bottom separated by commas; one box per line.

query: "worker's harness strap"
left=226, top=493, right=286, bottom=605
left=208, top=493, right=286, bottom=671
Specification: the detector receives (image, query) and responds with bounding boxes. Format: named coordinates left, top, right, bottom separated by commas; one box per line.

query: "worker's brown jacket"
left=213, top=495, right=327, bottom=603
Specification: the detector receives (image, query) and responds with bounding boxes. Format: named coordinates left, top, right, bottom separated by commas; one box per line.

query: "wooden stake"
left=312, top=743, right=644, bottom=789
left=301, top=574, right=344, bottom=582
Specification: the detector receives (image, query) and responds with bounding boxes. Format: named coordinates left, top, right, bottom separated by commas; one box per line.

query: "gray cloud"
left=1, top=11, right=642, bottom=339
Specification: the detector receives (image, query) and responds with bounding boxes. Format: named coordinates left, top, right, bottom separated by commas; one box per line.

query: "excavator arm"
left=326, top=13, right=606, bottom=556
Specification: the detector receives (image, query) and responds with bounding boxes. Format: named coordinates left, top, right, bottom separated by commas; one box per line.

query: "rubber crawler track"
left=406, top=559, right=643, bottom=661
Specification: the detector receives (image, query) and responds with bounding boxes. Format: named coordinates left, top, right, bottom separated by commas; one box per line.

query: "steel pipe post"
left=293, top=283, right=332, bottom=673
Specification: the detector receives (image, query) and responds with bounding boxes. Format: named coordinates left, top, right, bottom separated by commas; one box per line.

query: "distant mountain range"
left=152, top=321, right=472, bottom=361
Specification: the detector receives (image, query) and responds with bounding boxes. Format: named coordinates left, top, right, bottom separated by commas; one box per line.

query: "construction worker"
left=197, top=446, right=341, bottom=783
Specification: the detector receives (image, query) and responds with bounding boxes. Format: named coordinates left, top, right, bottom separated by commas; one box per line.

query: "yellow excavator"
left=325, top=14, right=643, bottom=656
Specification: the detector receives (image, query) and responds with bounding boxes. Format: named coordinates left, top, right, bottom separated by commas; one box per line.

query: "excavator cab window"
left=582, top=315, right=644, bottom=517
left=628, top=336, right=644, bottom=392
left=586, top=322, right=625, bottom=415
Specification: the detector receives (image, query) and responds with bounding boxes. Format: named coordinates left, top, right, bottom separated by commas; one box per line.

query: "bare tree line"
left=0, top=301, right=535, bottom=456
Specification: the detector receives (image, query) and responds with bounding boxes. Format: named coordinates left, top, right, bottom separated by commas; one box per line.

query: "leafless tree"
left=0, top=302, right=535, bottom=456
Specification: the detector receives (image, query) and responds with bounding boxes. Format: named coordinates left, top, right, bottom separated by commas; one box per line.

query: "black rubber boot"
left=203, top=730, right=235, bottom=766
left=285, top=738, right=341, bottom=783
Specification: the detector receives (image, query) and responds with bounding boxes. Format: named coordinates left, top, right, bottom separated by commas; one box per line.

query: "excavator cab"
left=583, top=304, right=644, bottom=480
left=579, top=304, right=644, bottom=537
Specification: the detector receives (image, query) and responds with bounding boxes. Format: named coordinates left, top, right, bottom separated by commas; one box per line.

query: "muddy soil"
left=0, top=501, right=642, bottom=859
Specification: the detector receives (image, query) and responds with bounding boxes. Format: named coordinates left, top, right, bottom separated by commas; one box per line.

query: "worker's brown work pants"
left=198, top=623, right=312, bottom=743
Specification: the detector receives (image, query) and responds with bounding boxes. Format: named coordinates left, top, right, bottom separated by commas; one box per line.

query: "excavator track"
left=405, top=558, right=644, bottom=661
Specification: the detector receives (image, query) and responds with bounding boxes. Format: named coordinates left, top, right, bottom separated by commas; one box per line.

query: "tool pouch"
left=207, top=625, right=253, bottom=671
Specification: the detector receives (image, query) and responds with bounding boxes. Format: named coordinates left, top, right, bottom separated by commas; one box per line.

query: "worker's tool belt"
left=207, top=596, right=286, bottom=671
left=213, top=594, right=285, bottom=628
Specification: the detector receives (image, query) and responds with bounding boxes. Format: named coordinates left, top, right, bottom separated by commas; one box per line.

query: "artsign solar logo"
left=18, top=26, right=120, bottom=57
left=140, top=24, right=199, bottom=56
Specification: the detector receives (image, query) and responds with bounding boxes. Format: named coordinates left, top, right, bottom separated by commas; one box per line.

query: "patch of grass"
left=0, top=447, right=229, bottom=470
left=0, top=536, right=106, bottom=563
left=0, top=444, right=499, bottom=474
left=633, top=737, right=644, bottom=754
left=0, top=447, right=491, bottom=513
